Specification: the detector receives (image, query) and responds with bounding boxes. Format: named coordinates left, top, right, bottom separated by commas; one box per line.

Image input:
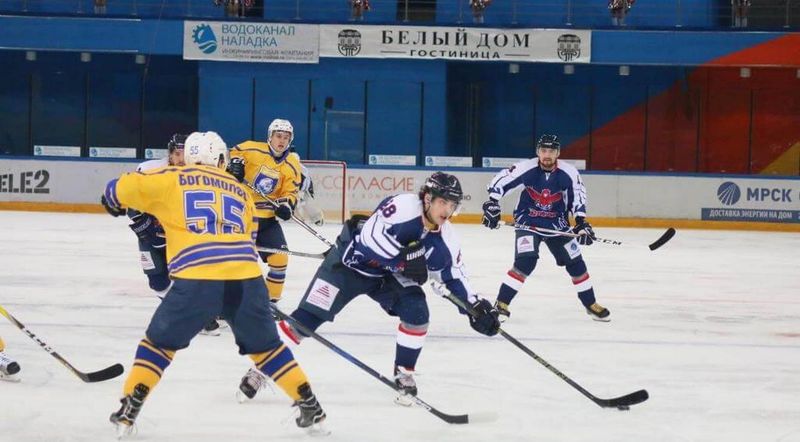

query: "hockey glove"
left=468, top=298, right=501, bottom=336
left=481, top=199, right=501, bottom=229
left=227, top=157, right=246, bottom=182
left=129, top=213, right=160, bottom=244
left=572, top=217, right=596, bottom=246
left=100, top=194, right=125, bottom=217
left=399, top=242, right=428, bottom=285
left=274, top=198, right=294, bottom=221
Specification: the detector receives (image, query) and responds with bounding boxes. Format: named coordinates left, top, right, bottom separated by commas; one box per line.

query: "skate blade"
left=589, top=315, right=611, bottom=323
left=114, top=422, right=136, bottom=439
left=236, top=389, right=253, bottom=403
left=305, top=421, right=331, bottom=437
left=393, top=394, right=414, bottom=407
left=199, top=329, right=221, bottom=336
left=0, top=374, right=21, bottom=383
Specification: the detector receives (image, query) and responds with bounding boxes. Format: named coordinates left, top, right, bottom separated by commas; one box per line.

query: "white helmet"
left=184, top=131, right=229, bottom=169
left=267, top=118, right=294, bottom=145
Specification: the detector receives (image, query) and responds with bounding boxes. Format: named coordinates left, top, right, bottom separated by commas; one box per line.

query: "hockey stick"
left=0, top=305, right=124, bottom=383
left=271, top=305, right=493, bottom=424
left=246, top=182, right=336, bottom=248
left=504, top=222, right=676, bottom=251
left=256, top=246, right=329, bottom=259
left=429, top=282, right=648, bottom=410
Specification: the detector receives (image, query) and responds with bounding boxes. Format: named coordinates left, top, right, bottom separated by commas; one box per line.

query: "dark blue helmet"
left=168, top=133, right=189, bottom=153
left=536, top=134, right=561, bottom=150
left=421, top=171, right=463, bottom=204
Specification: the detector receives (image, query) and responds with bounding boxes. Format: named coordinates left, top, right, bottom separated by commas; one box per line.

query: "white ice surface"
left=0, top=211, right=798, bottom=442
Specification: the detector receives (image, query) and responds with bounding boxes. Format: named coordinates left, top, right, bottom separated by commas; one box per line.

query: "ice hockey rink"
left=0, top=210, right=798, bottom=442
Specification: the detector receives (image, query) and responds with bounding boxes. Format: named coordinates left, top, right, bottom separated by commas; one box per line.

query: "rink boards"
left=1, top=157, right=799, bottom=230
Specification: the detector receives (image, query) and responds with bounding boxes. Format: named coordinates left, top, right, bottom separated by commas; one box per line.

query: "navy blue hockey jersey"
left=341, top=193, right=477, bottom=304
left=487, top=158, right=587, bottom=231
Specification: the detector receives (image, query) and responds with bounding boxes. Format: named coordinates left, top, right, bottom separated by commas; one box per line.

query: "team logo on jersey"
left=192, top=24, right=218, bottom=54
left=717, top=181, right=741, bottom=206
left=337, top=29, right=362, bottom=56
left=254, top=167, right=280, bottom=195
left=557, top=34, right=581, bottom=62
left=526, top=187, right=562, bottom=210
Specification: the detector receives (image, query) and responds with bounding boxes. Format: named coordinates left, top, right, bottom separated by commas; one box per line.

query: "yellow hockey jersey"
left=230, top=141, right=301, bottom=219
left=105, top=165, right=262, bottom=280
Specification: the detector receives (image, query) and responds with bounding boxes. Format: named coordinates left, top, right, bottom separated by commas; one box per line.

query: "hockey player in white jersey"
left=126, top=134, right=223, bottom=335
left=481, top=134, right=609, bottom=321
left=237, top=172, right=501, bottom=404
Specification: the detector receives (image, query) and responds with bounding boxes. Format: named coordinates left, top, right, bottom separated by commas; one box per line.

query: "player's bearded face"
left=169, top=148, right=185, bottom=166
left=537, top=147, right=559, bottom=170
left=269, top=131, right=292, bottom=154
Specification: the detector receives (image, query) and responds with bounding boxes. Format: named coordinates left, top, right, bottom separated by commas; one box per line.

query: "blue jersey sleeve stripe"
left=105, top=179, right=120, bottom=208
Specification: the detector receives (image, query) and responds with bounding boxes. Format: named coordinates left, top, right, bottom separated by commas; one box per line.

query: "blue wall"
left=198, top=58, right=447, bottom=163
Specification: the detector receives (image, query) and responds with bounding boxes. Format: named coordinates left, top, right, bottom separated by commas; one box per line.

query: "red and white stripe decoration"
left=396, top=324, right=427, bottom=350
left=502, top=269, right=526, bottom=291
left=572, top=273, right=592, bottom=292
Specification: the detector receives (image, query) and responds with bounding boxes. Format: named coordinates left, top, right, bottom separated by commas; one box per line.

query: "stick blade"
left=648, top=228, right=676, bottom=251
left=80, top=363, right=125, bottom=383
left=433, top=410, right=471, bottom=424
left=599, top=389, right=649, bottom=408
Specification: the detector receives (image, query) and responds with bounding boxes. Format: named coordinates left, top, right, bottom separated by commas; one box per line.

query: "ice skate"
left=0, top=351, right=21, bottom=383
left=586, top=303, right=611, bottom=322
left=199, top=318, right=222, bottom=336
left=393, top=366, right=417, bottom=406
left=494, top=300, right=511, bottom=320
left=294, top=383, right=329, bottom=436
left=236, top=367, right=273, bottom=402
left=109, top=383, right=149, bottom=439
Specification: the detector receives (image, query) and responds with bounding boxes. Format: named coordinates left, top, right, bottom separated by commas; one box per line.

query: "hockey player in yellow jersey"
left=227, top=119, right=304, bottom=401
left=100, top=131, right=327, bottom=438
left=228, top=118, right=300, bottom=305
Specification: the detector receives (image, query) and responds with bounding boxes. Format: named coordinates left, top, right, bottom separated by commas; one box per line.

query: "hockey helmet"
left=422, top=172, right=463, bottom=205
left=536, top=134, right=561, bottom=151
left=267, top=119, right=294, bottom=145
left=184, top=131, right=229, bottom=169
left=168, top=133, right=188, bottom=153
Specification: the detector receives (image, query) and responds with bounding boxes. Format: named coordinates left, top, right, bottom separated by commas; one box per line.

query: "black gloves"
left=481, top=199, right=501, bottom=229
left=572, top=216, right=596, bottom=246
left=129, top=212, right=159, bottom=243
left=227, top=157, right=245, bottom=182
left=468, top=298, right=501, bottom=336
left=100, top=194, right=125, bottom=217
left=399, top=242, right=428, bottom=285
left=274, top=198, right=293, bottom=221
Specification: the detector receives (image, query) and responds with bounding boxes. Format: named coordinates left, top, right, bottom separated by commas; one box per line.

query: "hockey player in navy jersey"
left=237, top=172, right=501, bottom=405
left=481, top=134, right=610, bottom=322
left=128, top=134, right=224, bottom=335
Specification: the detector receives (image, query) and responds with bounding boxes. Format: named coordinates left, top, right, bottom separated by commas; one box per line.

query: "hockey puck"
left=617, top=405, right=630, bottom=411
